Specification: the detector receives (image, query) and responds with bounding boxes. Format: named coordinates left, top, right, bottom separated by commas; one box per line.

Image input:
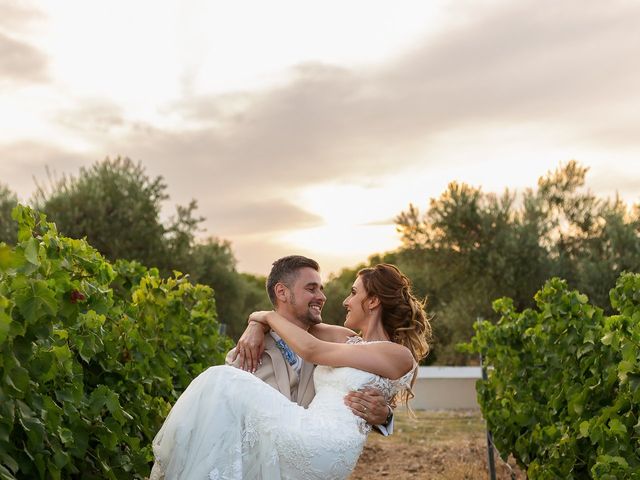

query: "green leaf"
left=52, top=448, right=69, bottom=469
left=0, top=310, right=11, bottom=344
left=617, top=360, right=634, bottom=383
left=583, top=329, right=595, bottom=344
left=0, top=423, right=11, bottom=444
left=5, top=365, right=30, bottom=394
left=12, top=205, right=36, bottom=243
left=0, top=464, right=18, bottom=480
left=17, top=400, right=45, bottom=449
left=14, top=280, right=58, bottom=322
left=579, top=421, right=590, bottom=438
left=79, top=310, right=105, bottom=329
left=88, top=385, right=109, bottom=416
left=629, top=373, right=640, bottom=395
left=601, top=331, right=615, bottom=346
left=576, top=343, right=593, bottom=358
left=59, top=427, right=73, bottom=445
left=41, top=395, right=62, bottom=430
left=0, top=450, right=19, bottom=474
left=53, top=328, right=68, bottom=340
left=105, top=391, right=128, bottom=424
left=16, top=399, right=35, bottom=424
left=52, top=345, right=72, bottom=363
left=0, top=245, right=22, bottom=271
left=23, top=238, right=40, bottom=266
left=609, top=418, right=627, bottom=436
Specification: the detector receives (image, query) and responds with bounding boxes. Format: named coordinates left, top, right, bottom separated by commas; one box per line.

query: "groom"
left=226, top=255, right=394, bottom=433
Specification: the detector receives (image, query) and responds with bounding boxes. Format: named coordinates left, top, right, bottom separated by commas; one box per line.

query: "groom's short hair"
left=266, top=255, right=320, bottom=307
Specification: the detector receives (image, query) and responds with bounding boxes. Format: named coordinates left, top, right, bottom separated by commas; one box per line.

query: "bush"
left=0, top=205, right=231, bottom=479
left=465, top=274, right=640, bottom=479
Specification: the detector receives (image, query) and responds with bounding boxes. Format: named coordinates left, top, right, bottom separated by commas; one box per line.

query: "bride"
left=151, top=263, right=431, bottom=480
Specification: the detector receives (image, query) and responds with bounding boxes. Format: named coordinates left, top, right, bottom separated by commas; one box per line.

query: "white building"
left=410, top=366, right=482, bottom=410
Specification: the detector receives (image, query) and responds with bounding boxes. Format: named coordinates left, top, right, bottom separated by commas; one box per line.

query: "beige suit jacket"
left=225, top=335, right=316, bottom=408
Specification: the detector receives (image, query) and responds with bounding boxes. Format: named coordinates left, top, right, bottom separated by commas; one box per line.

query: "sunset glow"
left=2, top=0, right=640, bottom=275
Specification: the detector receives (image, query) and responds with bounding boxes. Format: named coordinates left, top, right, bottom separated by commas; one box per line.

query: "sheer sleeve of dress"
left=345, top=336, right=416, bottom=403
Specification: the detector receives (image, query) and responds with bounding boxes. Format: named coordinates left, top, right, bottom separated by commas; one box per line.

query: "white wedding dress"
left=150, top=340, right=413, bottom=480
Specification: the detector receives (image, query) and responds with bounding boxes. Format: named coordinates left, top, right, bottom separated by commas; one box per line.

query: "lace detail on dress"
left=345, top=336, right=416, bottom=401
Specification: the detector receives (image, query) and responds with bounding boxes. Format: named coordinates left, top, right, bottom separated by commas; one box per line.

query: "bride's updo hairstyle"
left=358, top=263, right=432, bottom=407
left=358, top=263, right=431, bottom=361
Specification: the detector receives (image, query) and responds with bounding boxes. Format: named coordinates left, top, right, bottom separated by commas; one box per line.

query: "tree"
left=0, top=183, right=18, bottom=244
left=29, top=157, right=272, bottom=342
left=394, top=182, right=542, bottom=363
left=183, top=238, right=244, bottom=336
left=181, top=238, right=272, bottom=339
left=237, top=272, right=272, bottom=325
left=393, top=161, right=640, bottom=364
left=164, top=199, right=205, bottom=271
left=34, top=157, right=200, bottom=270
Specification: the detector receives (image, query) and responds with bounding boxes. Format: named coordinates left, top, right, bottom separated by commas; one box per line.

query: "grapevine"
left=0, top=205, right=231, bottom=479
left=465, top=275, right=640, bottom=479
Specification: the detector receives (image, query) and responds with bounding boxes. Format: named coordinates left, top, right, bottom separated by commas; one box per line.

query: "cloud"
left=54, top=99, right=125, bottom=135
left=126, top=9, right=630, bottom=178
left=3, top=0, right=640, bottom=273
left=362, top=218, right=396, bottom=227
left=370, top=0, right=640, bottom=147
left=0, top=140, right=89, bottom=200
left=200, top=198, right=324, bottom=236
left=230, top=234, right=359, bottom=278
left=587, top=164, right=640, bottom=205
left=158, top=0, right=640, bottom=176
left=69, top=0, right=638, bottom=263
left=167, top=62, right=406, bottom=184
left=0, top=31, right=48, bottom=85
left=229, top=235, right=313, bottom=276
left=0, top=2, right=48, bottom=85
left=0, top=1, right=44, bottom=31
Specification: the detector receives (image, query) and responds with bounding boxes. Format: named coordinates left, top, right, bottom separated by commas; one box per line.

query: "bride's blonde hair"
left=357, top=264, right=432, bottom=407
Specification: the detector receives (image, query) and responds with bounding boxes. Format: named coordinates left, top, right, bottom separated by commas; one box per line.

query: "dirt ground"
left=349, top=410, right=526, bottom=480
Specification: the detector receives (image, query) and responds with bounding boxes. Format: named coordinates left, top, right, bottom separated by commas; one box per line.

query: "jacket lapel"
left=297, top=359, right=316, bottom=405
left=263, top=336, right=296, bottom=400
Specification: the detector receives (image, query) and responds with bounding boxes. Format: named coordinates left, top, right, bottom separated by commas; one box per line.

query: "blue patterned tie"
left=275, top=339, right=297, bottom=366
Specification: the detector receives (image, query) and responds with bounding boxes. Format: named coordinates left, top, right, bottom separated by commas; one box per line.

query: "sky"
left=1, top=0, right=640, bottom=277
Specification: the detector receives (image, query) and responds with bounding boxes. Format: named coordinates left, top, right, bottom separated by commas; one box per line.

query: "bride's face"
left=342, top=276, right=368, bottom=329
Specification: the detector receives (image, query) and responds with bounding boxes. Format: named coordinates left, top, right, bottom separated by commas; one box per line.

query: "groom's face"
left=284, top=267, right=326, bottom=327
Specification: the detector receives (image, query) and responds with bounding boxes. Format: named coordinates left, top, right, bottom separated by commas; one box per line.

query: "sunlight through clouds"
left=293, top=183, right=402, bottom=227
left=277, top=183, right=403, bottom=268
left=2, top=0, right=640, bottom=275
left=279, top=224, right=399, bottom=260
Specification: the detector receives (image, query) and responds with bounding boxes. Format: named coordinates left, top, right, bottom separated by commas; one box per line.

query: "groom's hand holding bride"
left=344, top=387, right=391, bottom=425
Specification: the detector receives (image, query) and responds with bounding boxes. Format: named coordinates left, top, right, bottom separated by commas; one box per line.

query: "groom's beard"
left=289, top=292, right=322, bottom=326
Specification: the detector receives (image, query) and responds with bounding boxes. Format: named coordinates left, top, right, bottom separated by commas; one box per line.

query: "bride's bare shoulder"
left=370, top=342, right=415, bottom=378
left=309, top=323, right=357, bottom=343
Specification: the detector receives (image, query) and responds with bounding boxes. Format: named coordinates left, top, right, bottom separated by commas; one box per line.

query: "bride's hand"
left=248, top=311, right=272, bottom=327
left=233, top=320, right=268, bottom=372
